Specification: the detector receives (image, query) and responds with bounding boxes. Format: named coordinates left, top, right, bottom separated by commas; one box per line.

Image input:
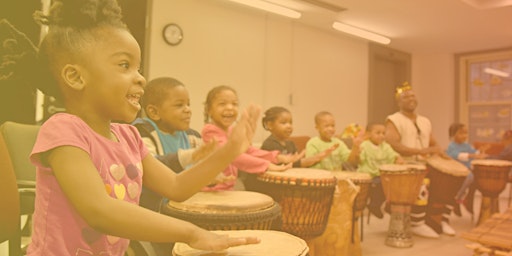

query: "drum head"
left=172, top=230, right=309, bottom=256
left=379, top=163, right=427, bottom=173
left=427, top=155, right=469, bottom=177
left=472, top=159, right=512, bottom=168
left=332, top=171, right=372, bottom=183
left=167, top=191, right=275, bottom=213
left=264, top=168, right=334, bottom=179
left=259, top=168, right=336, bottom=187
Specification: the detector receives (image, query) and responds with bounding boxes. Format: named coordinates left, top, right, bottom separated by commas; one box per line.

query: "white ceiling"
left=265, top=0, right=512, bottom=54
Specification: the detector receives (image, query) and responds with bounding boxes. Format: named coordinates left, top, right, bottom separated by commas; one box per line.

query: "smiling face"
left=267, top=111, right=293, bottom=141
left=316, top=114, right=336, bottom=142
left=397, top=90, right=418, bottom=113
left=77, top=27, right=146, bottom=123
left=207, top=89, right=239, bottom=131
left=453, top=125, right=469, bottom=143
left=368, top=124, right=386, bottom=145
left=149, top=85, right=191, bottom=134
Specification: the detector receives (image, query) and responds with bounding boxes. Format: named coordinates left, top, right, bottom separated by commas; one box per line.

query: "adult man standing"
left=385, top=82, right=454, bottom=238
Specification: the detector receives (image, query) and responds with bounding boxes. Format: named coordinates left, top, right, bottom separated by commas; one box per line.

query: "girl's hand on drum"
left=208, top=173, right=237, bottom=186
left=267, top=162, right=292, bottom=172
left=277, top=151, right=304, bottom=164
left=188, top=230, right=260, bottom=252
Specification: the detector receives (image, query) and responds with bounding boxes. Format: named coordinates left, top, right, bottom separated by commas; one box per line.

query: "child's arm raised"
left=48, top=105, right=261, bottom=249
left=143, top=104, right=261, bottom=201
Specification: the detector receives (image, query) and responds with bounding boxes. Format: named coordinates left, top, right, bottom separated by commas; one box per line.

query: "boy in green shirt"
left=357, top=123, right=403, bottom=218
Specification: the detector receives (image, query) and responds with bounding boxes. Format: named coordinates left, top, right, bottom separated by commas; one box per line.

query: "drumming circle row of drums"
left=162, top=157, right=512, bottom=255
left=164, top=168, right=376, bottom=256
left=379, top=156, right=512, bottom=248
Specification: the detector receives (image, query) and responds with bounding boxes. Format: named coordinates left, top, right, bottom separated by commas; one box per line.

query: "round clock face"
left=163, top=23, right=183, bottom=46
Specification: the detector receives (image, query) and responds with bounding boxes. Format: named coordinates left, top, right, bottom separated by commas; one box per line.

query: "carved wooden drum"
left=244, top=168, right=336, bottom=239
left=161, top=191, right=281, bottom=230
left=379, top=164, right=427, bottom=248
left=471, top=159, right=512, bottom=225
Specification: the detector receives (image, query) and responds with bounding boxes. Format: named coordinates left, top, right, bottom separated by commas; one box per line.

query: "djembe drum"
left=172, top=230, right=310, bottom=256
left=425, top=155, right=469, bottom=233
left=244, top=168, right=336, bottom=239
left=161, top=191, right=281, bottom=230
left=380, top=164, right=427, bottom=248
left=471, top=159, right=512, bottom=225
left=332, top=171, right=372, bottom=243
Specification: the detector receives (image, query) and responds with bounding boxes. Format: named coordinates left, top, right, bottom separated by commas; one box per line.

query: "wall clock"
left=162, top=23, right=183, bottom=46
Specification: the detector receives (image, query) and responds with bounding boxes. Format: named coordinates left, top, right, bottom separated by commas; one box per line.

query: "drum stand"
left=351, top=208, right=364, bottom=243
left=477, top=196, right=500, bottom=226
left=386, top=204, right=414, bottom=248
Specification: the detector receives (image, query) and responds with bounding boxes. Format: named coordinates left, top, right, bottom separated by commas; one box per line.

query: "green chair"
left=0, top=121, right=39, bottom=255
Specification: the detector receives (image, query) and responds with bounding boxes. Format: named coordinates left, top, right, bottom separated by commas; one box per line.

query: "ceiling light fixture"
left=332, top=21, right=391, bottom=45
left=228, top=0, right=302, bottom=19
left=484, top=67, right=510, bottom=77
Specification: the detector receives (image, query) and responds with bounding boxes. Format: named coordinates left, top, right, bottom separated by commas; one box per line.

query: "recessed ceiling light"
left=461, top=0, right=512, bottom=9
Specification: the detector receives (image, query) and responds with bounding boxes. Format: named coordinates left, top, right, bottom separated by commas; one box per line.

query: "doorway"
left=368, top=43, right=411, bottom=124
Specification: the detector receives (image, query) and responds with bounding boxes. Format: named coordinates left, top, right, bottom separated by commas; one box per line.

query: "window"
left=457, top=48, right=512, bottom=143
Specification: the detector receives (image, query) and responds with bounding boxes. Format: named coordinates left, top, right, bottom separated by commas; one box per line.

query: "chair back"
left=0, top=122, right=40, bottom=184
left=0, top=129, right=20, bottom=238
left=289, top=136, right=311, bottom=152
left=0, top=123, right=24, bottom=255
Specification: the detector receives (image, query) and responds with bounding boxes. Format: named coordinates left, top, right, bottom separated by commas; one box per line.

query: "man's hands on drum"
left=394, top=155, right=405, bottom=164
left=418, top=146, right=450, bottom=159
left=188, top=229, right=260, bottom=252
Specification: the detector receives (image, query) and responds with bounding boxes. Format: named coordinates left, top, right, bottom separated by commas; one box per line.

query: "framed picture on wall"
left=457, top=48, right=512, bottom=143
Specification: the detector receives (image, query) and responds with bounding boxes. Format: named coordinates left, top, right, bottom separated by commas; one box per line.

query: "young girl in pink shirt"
left=201, top=86, right=298, bottom=191
left=27, top=1, right=259, bottom=255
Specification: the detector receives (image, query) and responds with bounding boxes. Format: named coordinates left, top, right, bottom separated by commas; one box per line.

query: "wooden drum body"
left=305, top=175, right=361, bottom=256
left=333, top=171, right=372, bottom=218
left=426, top=155, right=469, bottom=205
left=471, top=159, right=512, bottom=225
left=172, top=230, right=309, bottom=256
left=380, top=164, right=427, bottom=248
left=161, top=191, right=281, bottom=230
left=425, top=155, right=469, bottom=232
left=244, top=168, right=336, bottom=240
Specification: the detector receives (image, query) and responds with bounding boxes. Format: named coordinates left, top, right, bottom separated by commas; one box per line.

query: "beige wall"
left=412, top=54, right=455, bottom=148
left=147, top=0, right=454, bottom=147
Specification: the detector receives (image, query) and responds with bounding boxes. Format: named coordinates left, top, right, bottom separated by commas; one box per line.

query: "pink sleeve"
left=201, top=123, right=228, bottom=145
left=231, top=146, right=279, bottom=174
left=201, top=123, right=278, bottom=173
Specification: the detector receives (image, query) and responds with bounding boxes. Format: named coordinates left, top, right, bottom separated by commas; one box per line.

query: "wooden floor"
left=362, top=188, right=511, bottom=256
